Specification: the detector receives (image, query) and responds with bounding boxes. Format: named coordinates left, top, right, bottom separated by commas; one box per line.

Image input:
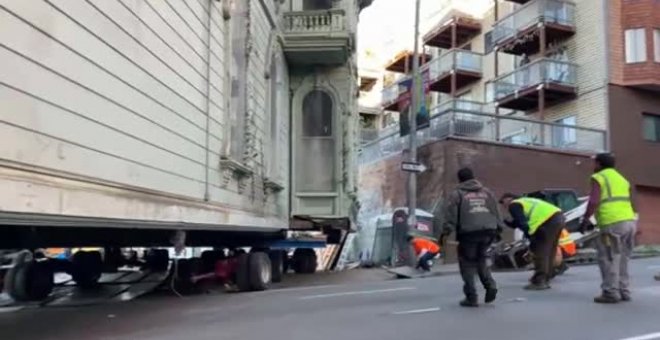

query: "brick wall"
left=610, top=0, right=660, bottom=87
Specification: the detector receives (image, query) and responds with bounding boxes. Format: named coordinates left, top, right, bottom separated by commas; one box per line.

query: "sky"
left=357, top=0, right=494, bottom=69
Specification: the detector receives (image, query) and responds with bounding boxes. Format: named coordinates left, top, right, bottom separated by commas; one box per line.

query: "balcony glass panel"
left=426, top=50, right=482, bottom=80
left=492, top=0, right=576, bottom=45
left=490, top=58, right=577, bottom=101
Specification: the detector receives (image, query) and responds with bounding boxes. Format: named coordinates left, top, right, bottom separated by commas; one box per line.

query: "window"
left=303, top=0, right=332, bottom=10
left=267, top=56, right=281, bottom=179
left=655, top=29, right=660, bottom=62
left=297, top=90, right=335, bottom=192
left=553, top=116, right=577, bottom=147
left=227, top=0, right=248, bottom=160
left=484, top=31, right=494, bottom=54
left=625, top=28, right=647, bottom=63
left=643, top=114, right=660, bottom=142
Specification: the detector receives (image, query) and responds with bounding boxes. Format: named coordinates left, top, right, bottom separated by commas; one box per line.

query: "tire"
left=5, top=250, right=32, bottom=301
left=235, top=253, right=251, bottom=292
left=268, top=250, right=284, bottom=283
left=145, top=249, right=170, bottom=272
left=7, top=259, right=53, bottom=302
left=71, top=251, right=102, bottom=289
left=23, top=261, right=54, bottom=301
left=248, top=252, right=271, bottom=291
left=293, top=249, right=317, bottom=274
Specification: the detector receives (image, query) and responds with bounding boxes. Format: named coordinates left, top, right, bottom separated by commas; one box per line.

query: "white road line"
left=618, top=332, right=660, bottom=340
left=392, top=307, right=441, bottom=315
left=300, top=287, right=416, bottom=300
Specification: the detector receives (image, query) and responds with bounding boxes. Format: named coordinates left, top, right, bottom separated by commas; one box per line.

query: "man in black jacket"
left=442, top=167, right=502, bottom=307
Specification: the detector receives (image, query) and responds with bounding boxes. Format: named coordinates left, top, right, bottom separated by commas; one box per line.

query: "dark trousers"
left=458, top=238, right=497, bottom=299
left=416, top=251, right=438, bottom=271
left=529, top=213, right=564, bottom=285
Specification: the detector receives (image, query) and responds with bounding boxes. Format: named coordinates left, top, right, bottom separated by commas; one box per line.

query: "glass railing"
left=488, top=58, right=577, bottom=102
left=358, top=108, right=606, bottom=165
left=425, top=49, right=482, bottom=81
left=492, top=0, right=576, bottom=45
left=381, top=76, right=411, bottom=108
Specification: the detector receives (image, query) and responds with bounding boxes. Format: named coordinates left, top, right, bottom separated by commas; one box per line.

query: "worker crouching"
left=407, top=235, right=440, bottom=272
left=500, top=194, right=565, bottom=290
left=553, top=228, right=577, bottom=277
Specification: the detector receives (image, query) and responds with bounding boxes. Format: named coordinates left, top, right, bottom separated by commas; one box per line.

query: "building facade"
left=358, top=0, right=660, bottom=243
left=0, top=0, right=369, bottom=233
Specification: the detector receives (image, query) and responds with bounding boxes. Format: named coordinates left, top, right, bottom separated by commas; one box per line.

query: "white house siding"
left=0, top=0, right=294, bottom=229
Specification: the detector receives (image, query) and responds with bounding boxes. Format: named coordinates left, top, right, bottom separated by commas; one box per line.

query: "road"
left=1, top=258, right=660, bottom=340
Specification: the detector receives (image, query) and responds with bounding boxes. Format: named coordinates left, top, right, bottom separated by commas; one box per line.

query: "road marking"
left=619, top=332, right=660, bottom=340
left=392, top=307, right=441, bottom=315
left=300, top=287, right=416, bottom=300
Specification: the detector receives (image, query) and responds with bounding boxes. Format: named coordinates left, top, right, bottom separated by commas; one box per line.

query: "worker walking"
left=500, top=194, right=564, bottom=290
left=442, top=167, right=501, bottom=307
left=407, top=235, right=440, bottom=272
left=580, top=153, right=637, bottom=303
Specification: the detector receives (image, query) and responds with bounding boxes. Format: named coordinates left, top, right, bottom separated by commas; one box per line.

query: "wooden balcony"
left=425, top=50, right=483, bottom=94
left=489, top=59, right=577, bottom=111
left=384, top=51, right=431, bottom=74
left=423, top=14, right=481, bottom=49
left=492, top=0, right=576, bottom=55
left=282, top=10, right=351, bottom=65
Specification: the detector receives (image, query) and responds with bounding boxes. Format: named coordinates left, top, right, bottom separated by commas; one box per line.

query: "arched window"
left=297, top=90, right=335, bottom=192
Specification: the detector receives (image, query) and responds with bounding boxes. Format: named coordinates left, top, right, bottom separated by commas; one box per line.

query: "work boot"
left=485, top=288, right=498, bottom=304
left=524, top=282, right=550, bottom=290
left=620, top=293, right=632, bottom=302
left=459, top=296, right=478, bottom=308
left=594, top=293, right=620, bottom=304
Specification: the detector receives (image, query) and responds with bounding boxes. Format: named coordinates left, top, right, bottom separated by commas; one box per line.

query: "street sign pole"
left=405, top=0, right=422, bottom=267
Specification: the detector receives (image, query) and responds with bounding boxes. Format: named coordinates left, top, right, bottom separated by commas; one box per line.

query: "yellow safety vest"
left=513, top=197, right=562, bottom=235
left=591, top=168, right=635, bottom=227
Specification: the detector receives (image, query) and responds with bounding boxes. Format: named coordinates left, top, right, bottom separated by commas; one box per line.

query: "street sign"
left=401, top=161, right=427, bottom=173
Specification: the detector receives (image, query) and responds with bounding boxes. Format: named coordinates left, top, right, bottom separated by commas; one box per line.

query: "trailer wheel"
left=293, top=249, right=317, bottom=274
left=71, top=251, right=102, bottom=289
left=268, top=250, right=284, bottom=283
left=235, top=253, right=251, bottom=292
left=23, top=261, right=54, bottom=301
left=248, top=252, right=271, bottom=291
left=6, top=259, right=53, bottom=302
left=145, top=249, right=170, bottom=272
left=4, top=250, right=32, bottom=301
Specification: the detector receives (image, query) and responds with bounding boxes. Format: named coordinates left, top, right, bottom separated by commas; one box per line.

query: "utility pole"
left=406, top=0, right=422, bottom=247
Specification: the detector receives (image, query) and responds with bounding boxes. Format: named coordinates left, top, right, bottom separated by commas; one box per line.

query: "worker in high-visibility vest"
left=581, top=153, right=637, bottom=304
left=407, top=235, right=440, bottom=272
left=500, top=193, right=565, bottom=290
left=553, top=228, right=577, bottom=276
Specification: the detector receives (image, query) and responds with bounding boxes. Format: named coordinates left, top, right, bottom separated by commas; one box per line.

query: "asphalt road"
left=2, top=259, right=660, bottom=340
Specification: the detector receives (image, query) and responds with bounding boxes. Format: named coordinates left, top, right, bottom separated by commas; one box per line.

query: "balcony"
left=425, top=50, right=483, bottom=94
left=358, top=108, right=606, bottom=165
left=492, top=0, right=576, bottom=55
left=385, top=51, right=432, bottom=74
left=282, top=10, right=351, bottom=65
left=381, top=77, right=412, bottom=112
left=488, top=58, right=577, bottom=111
left=423, top=14, right=482, bottom=49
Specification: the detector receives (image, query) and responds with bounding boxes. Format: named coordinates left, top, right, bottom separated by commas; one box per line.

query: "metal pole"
left=407, top=0, right=421, bottom=247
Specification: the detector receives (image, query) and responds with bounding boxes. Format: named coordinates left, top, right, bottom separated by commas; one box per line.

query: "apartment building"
left=358, top=0, right=660, bottom=243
